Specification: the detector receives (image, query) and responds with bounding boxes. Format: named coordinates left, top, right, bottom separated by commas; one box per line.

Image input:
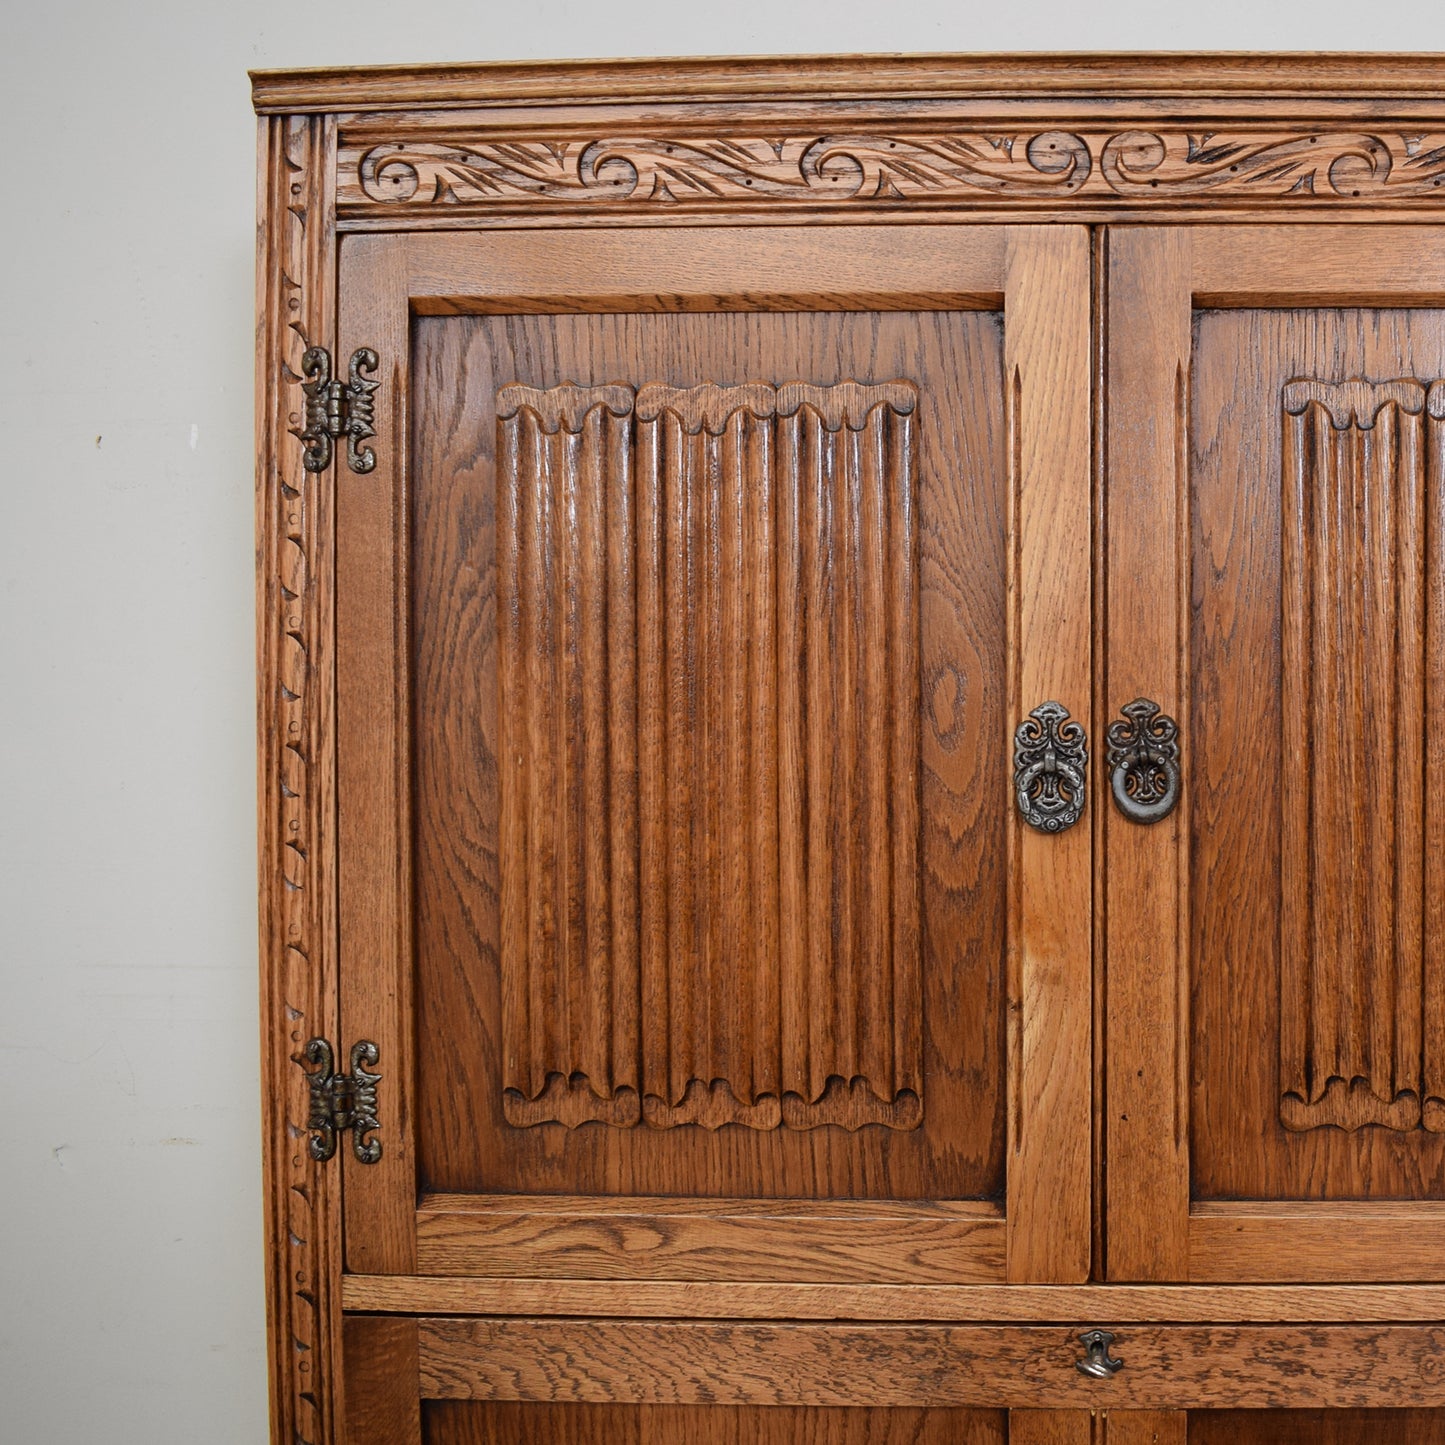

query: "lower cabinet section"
left=1190, top=1414, right=1445, bottom=1445
left=359, top=1397, right=1445, bottom=1445
left=424, top=1403, right=1007, bottom=1444
left=343, top=1314, right=1445, bottom=1442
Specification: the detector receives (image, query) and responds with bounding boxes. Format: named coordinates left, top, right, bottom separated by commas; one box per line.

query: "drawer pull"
left=1076, top=1328, right=1125, bottom=1378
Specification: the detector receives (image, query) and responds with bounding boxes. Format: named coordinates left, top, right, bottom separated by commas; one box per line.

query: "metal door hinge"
left=302, top=1039, right=382, bottom=1164
left=299, top=346, right=379, bottom=475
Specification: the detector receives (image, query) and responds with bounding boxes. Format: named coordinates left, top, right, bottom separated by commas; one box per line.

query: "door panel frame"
left=335, top=225, right=1093, bottom=1284
left=1103, top=224, right=1445, bottom=1282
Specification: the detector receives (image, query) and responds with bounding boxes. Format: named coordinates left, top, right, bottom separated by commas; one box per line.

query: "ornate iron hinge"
left=302, top=1039, right=382, bottom=1164
left=298, top=346, right=379, bottom=474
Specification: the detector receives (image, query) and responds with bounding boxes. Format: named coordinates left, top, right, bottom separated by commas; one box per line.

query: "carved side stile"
left=496, top=380, right=921, bottom=1132
left=1279, top=377, right=1445, bottom=1133
left=257, top=112, right=340, bottom=1445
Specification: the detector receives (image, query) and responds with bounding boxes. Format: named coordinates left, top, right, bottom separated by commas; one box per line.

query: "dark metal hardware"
left=303, top=1039, right=382, bottom=1164
left=1107, top=697, right=1182, bottom=825
left=1075, top=1329, right=1125, bottom=1378
left=299, top=346, right=379, bottom=475
left=1013, top=700, right=1088, bottom=833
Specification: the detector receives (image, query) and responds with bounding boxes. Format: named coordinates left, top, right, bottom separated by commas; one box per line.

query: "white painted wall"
left=4, top=3, right=1444, bottom=1440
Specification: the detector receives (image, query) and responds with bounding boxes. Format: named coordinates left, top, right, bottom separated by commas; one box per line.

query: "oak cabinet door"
left=1188, top=1411, right=1445, bottom=1444
left=332, top=225, right=1091, bottom=1285
left=1105, top=225, right=1445, bottom=1282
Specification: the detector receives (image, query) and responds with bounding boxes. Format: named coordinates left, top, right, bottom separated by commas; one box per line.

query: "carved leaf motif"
left=346, top=130, right=1445, bottom=209
left=355, top=132, right=1091, bottom=205
left=1100, top=131, right=1445, bottom=198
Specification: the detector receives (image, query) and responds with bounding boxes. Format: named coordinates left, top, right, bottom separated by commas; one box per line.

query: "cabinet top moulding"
left=253, top=54, right=1445, bottom=228
left=251, top=52, right=1445, bottom=111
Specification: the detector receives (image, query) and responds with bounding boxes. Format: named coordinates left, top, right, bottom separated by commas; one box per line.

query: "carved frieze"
left=354, top=133, right=1092, bottom=205
left=496, top=379, right=923, bottom=1132
left=339, top=130, right=1445, bottom=212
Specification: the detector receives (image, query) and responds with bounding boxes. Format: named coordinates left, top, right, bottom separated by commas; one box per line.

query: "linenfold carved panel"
left=339, top=131, right=1445, bottom=211
left=1279, top=377, right=1445, bottom=1134
left=496, top=379, right=922, bottom=1131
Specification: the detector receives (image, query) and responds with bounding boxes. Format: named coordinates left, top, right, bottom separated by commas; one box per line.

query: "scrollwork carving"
left=355, top=132, right=1092, bottom=205
left=1099, top=130, right=1445, bottom=199
left=344, top=129, right=1445, bottom=211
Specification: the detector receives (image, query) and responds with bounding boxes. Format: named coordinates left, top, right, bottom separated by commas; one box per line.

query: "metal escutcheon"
left=1106, top=697, right=1181, bottom=825
left=1075, top=1329, right=1125, bottom=1378
left=1013, top=701, right=1088, bottom=833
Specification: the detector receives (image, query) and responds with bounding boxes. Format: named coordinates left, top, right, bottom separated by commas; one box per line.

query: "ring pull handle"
left=1107, top=698, right=1181, bottom=824
left=1013, top=701, right=1088, bottom=833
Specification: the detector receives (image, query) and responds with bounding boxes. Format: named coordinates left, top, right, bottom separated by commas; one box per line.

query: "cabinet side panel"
left=256, top=112, right=341, bottom=1445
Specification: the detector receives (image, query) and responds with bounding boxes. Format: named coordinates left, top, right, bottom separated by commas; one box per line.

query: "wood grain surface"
left=413, top=1196, right=1002, bottom=1284
left=493, top=381, right=923, bottom=1132
left=1188, top=1203, right=1445, bottom=1282
left=1003, top=227, right=1093, bottom=1283
left=409, top=306, right=1008, bottom=1203
left=341, top=1275, right=1445, bottom=1322
left=1279, top=381, right=1443, bottom=1134
left=1189, top=305, right=1445, bottom=1203
left=1009, top=1413, right=1092, bottom=1445
left=414, top=1318, right=1445, bottom=1410
left=423, top=1401, right=1005, bottom=1444
left=1102, top=226, right=1194, bottom=1282
left=252, top=52, right=1445, bottom=111
left=343, top=1315, right=420, bottom=1445
left=404, top=228, right=1007, bottom=315
left=1189, top=1410, right=1445, bottom=1443
left=337, top=234, right=418, bottom=1275
left=1101, top=1416, right=1185, bottom=1445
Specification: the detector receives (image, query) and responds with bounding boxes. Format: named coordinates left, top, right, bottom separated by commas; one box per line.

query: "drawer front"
left=344, top=1313, right=1445, bottom=1422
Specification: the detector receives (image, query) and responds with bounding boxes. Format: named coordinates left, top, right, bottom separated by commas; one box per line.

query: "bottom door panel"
left=1189, top=1411, right=1445, bottom=1444
left=424, top=1403, right=1006, bottom=1444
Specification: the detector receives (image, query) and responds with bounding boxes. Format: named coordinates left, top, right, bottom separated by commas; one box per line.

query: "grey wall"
left=4, top=3, right=1445, bottom=1441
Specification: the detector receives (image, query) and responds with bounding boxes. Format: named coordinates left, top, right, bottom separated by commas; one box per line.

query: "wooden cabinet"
left=253, top=55, right=1445, bottom=1445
